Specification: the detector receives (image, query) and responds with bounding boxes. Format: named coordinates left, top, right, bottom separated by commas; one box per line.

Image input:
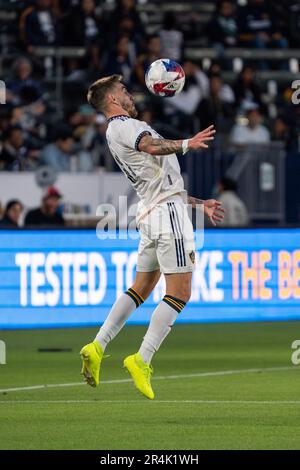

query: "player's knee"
left=167, top=286, right=191, bottom=304
left=177, top=289, right=191, bottom=304
left=130, top=283, right=151, bottom=301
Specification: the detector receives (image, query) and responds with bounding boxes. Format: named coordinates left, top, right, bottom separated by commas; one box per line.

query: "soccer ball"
left=145, top=59, right=185, bottom=97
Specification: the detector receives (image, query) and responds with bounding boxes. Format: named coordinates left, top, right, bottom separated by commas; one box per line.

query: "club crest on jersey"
left=189, top=251, right=195, bottom=264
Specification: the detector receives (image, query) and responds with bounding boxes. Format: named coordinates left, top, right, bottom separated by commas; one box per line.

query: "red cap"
left=45, top=186, right=62, bottom=199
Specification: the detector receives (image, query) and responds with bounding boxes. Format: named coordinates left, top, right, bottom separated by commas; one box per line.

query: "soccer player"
left=80, top=74, right=224, bottom=399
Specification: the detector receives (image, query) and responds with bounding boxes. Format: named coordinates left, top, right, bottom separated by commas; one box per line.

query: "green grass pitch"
left=0, top=322, right=300, bottom=450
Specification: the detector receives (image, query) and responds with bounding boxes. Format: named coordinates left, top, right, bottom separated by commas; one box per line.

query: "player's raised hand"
left=203, top=199, right=225, bottom=226
left=188, top=125, right=216, bottom=150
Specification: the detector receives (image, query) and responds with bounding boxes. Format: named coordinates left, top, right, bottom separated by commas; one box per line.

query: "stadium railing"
left=187, top=142, right=287, bottom=225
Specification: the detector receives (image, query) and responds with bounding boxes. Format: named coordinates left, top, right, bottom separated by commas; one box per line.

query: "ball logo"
left=291, top=80, right=300, bottom=105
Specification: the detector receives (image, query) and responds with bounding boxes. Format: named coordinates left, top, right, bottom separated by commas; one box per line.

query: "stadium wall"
left=0, top=228, right=299, bottom=329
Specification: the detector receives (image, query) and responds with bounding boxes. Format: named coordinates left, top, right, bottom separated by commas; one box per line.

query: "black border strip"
left=135, top=131, right=152, bottom=151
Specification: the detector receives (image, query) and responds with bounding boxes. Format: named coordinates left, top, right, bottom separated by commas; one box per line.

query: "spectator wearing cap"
left=0, top=200, right=24, bottom=228
left=230, top=104, right=270, bottom=146
left=41, top=127, right=74, bottom=172
left=24, top=187, right=65, bottom=227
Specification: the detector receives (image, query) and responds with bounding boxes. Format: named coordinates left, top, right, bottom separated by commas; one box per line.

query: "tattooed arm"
left=138, top=136, right=184, bottom=155
left=187, top=195, right=204, bottom=207
left=138, top=125, right=216, bottom=156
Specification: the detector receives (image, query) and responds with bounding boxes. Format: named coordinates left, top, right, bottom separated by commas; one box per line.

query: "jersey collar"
left=107, top=115, right=130, bottom=124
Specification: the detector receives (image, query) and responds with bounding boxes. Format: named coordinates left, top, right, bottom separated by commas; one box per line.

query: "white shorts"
left=136, top=197, right=196, bottom=274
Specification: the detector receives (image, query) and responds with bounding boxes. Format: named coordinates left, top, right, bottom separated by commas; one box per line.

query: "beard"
left=129, top=106, right=138, bottom=118
left=122, top=98, right=137, bottom=118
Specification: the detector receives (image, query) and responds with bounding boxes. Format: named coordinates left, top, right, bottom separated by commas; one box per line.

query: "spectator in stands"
left=271, top=115, right=298, bottom=152
left=25, top=186, right=65, bottom=226
left=230, top=104, right=270, bottom=146
left=62, top=0, right=102, bottom=47
left=0, top=200, right=24, bottom=228
left=139, top=107, right=183, bottom=141
left=21, top=0, right=59, bottom=50
left=8, top=57, right=43, bottom=104
left=7, top=106, right=24, bottom=127
left=6, top=101, right=47, bottom=158
left=135, top=35, right=161, bottom=87
left=217, top=177, right=249, bottom=227
left=110, top=0, right=144, bottom=45
left=71, top=104, right=96, bottom=171
left=0, top=108, right=11, bottom=136
left=210, top=1, right=238, bottom=48
left=106, top=35, right=135, bottom=86
left=72, top=104, right=96, bottom=148
left=65, top=107, right=83, bottom=133
left=62, top=0, right=105, bottom=69
left=0, top=125, right=29, bottom=171
left=116, top=15, right=142, bottom=56
left=199, top=73, right=236, bottom=132
left=90, top=113, right=115, bottom=170
left=164, top=61, right=209, bottom=133
left=238, top=0, right=288, bottom=68
left=41, top=126, right=74, bottom=172
left=288, top=2, right=300, bottom=47
left=159, top=12, right=183, bottom=62
left=233, top=66, right=264, bottom=110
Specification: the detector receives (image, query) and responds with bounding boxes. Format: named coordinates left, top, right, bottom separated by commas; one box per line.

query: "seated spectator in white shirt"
left=217, top=177, right=249, bottom=227
left=230, top=104, right=270, bottom=146
left=41, top=127, right=74, bottom=172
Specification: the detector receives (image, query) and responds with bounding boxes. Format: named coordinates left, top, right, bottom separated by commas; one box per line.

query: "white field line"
left=1, top=400, right=300, bottom=405
left=0, top=366, right=298, bottom=394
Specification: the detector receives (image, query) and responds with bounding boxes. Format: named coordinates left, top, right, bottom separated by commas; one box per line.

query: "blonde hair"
left=87, top=75, right=123, bottom=112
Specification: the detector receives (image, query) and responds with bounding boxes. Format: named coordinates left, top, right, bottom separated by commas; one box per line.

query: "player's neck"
left=105, top=106, right=130, bottom=122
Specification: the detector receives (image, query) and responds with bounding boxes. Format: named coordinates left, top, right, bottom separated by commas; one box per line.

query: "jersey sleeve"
left=116, top=119, right=153, bottom=151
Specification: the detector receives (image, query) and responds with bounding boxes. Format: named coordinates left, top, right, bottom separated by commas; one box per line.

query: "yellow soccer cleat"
left=123, top=352, right=154, bottom=400
left=80, top=341, right=104, bottom=387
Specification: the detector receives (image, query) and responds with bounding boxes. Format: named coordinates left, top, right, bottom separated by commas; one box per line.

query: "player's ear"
left=107, top=92, right=118, bottom=105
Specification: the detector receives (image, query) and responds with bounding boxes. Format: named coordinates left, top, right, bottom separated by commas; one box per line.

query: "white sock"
left=95, top=288, right=144, bottom=350
left=138, top=295, right=186, bottom=364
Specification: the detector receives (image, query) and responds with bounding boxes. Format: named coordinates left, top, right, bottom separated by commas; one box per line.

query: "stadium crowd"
left=0, top=0, right=299, bottom=173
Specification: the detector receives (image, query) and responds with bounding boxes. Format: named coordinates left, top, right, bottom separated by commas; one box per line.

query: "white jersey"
left=106, top=115, right=186, bottom=223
